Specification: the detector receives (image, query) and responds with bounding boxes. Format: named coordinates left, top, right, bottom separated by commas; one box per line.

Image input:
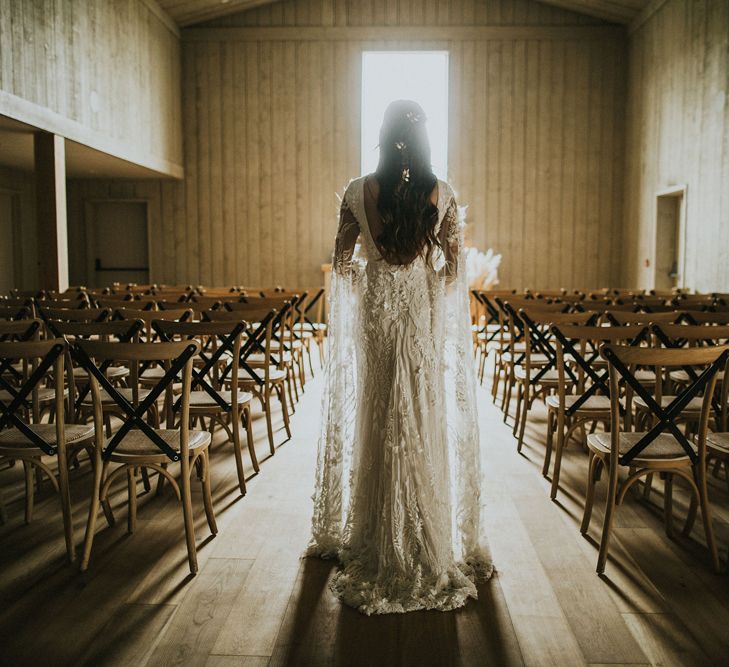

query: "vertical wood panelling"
left=67, top=0, right=626, bottom=289
left=623, top=0, right=729, bottom=292
left=0, top=0, right=183, bottom=176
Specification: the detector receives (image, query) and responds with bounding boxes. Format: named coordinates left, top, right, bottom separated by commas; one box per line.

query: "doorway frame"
left=653, top=184, right=687, bottom=290
left=84, top=198, right=152, bottom=288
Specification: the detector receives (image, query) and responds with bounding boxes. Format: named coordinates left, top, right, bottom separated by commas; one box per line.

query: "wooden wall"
left=623, top=0, right=729, bottom=292
left=0, top=166, right=39, bottom=289
left=0, top=0, right=183, bottom=177
left=68, top=0, right=627, bottom=290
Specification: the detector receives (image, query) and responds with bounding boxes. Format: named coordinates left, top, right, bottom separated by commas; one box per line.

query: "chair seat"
left=232, top=367, right=287, bottom=383
left=247, top=351, right=292, bottom=365
left=634, top=369, right=657, bottom=384
left=0, top=387, right=68, bottom=403
left=706, top=432, right=729, bottom=456
left=546, top=394, right=611, bottom=412
left=514, top=367, right=560, bottom=383
left=268, top=339, right=303, bottom=351
left=634, top=395, right=704, bottom=413
left=0, top=423, right=94, bottom=452
left=189, top=390, right=252, bottom=408
left=73, top=365, right=128, bottom=381
left=669, top=369, right=724, bottom=384
left=587, top=431, right=696, bottom=462
left=294, top=322, right=326, bottom=332
left=504, top=352, right=550, bottom=365
left=81, top=387, right=152, bottom=406
left=106, top=428, right=211, bottom=458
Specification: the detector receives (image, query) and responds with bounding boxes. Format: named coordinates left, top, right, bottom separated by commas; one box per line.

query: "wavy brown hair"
left=374, top=100, right=439, bottom=264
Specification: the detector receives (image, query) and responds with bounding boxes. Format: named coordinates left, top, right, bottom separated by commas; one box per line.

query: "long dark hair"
left=374, top=100, right=439, bottom=263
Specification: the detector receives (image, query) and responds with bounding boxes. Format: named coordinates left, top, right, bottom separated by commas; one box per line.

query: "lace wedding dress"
left=308, top=176, right=493, bottom=615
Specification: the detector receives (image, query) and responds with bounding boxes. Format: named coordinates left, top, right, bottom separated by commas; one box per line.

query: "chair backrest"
left=40, top=307, right=111, bottom=324
left=550, top=324, right=649, bottom=418
left=518, top=309, right=599, bottom=383
left=152, top=319, right=246, bottom=415
left=36, top=296, right=90, bottom=310
left=115, top=307, right=193, bottom=341
left=50, top=319, right=145, bottom=416
left=0, top=339, right=67, bottom=454
left=0, top=304, right=34, bottom=321
left=601, top=343, right=729, bottom=466
left=76, top=339, right=199, bottom=461
left=204, top=307, right=276, bottom=386
left=684, top=311, right=729, bottom=325
left=605, top=310, right=682, bottom=326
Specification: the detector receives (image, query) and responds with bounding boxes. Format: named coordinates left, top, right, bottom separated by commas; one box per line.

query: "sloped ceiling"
left=534, top=0, right=651, bottom=24
left=157, top=0, right=652, bottom=27
left=156, top=0, right=281, bottom=27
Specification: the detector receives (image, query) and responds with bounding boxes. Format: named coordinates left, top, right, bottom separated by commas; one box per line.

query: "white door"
left=654, top=192, right=683, bottom=290
left=90, top=201, right=149, bottom=287
left=0, top=193, right=16, bottom=294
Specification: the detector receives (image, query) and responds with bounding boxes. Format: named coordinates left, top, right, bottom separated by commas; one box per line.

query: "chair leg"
left=696, top=465, right=720, bottom=573
left=127, top=466, right=138, bottom=534
left=140, top=466, right=151, bottom=493
left=243, top=405, right=259, bottom=473
left=81, top=452, right=104, bottom=572
left=643, top=472, right=654, bottom=500
left=550, top=412, right=566, bottom=500
left=156, top=462, right=167, bottom=496
left=264, top=390, right=275, bottom=456
left=581, top=453, right=600, bottom=534
left=543, top=410, right=554, bottom=477
left=23, top=460, right=35, bottom=524
left=199, top=451, right=218, bottom=534
left=278, top=383, right=292, bottom=439
left=512, top=382, right=523, bottom=437
left=180, top=455, right=198, bottom=575
left=596, top=461, right=619, bottom=574
left=663, top=473, right=674, bottom=539
left=231, top=409, right=247, bottom=495
left=57, top=452, right=75, bottom=563
left=517, top=389, right=530, bottom=453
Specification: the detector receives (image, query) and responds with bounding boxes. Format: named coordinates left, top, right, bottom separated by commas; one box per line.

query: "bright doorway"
left=654, top=186, right=686, bottom=290
left=361, top=51, right=449, bottom=179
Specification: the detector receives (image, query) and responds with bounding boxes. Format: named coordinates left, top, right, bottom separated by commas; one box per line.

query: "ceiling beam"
left=534, top=0, right=644, bottom=24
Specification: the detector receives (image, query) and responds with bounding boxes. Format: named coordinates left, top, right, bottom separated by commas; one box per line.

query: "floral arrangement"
left=459, top=205, right=501, bottom=290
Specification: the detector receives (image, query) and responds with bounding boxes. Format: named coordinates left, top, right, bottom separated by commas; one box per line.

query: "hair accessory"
left=405, top=110, right=426, bottom=125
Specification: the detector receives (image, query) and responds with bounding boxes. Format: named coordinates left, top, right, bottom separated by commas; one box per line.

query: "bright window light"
left=361, top=51, right=449, bottom=180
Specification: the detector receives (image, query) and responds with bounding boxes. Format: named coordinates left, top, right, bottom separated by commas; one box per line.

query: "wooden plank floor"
left=1, top=360, right=728, bottom=666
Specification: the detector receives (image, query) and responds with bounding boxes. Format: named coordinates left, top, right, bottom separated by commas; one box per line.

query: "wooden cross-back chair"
left=35, top=296, right=90, bottom=312
left=647, top=324, right=729, bottom=429
left=469, top=290, right=514, bottom=385
left=293, top=287, right=327, bottom=369
left=76, top=338, right=216, bottom=574
left=152, top=319, right=257, bottom=495
left=512, top=309, right=600, bottom=452
left=48, top=319, right=145, bottom=428
left=583, top=343, right=729, bottom=574
left=280, top=287, right=326, bottom=375
left=0, top=338, right=95, bottom=562
left=495, top=298, right=568, bottom=420
left=546, top=324, right=650, bottom=500
left=227, top=297, right=303, bottom=402
left=206, top=307, right=291, bottom=456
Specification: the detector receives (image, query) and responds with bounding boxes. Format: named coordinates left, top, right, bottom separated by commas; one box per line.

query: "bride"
left=308, top=100, right=492, bottom=615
